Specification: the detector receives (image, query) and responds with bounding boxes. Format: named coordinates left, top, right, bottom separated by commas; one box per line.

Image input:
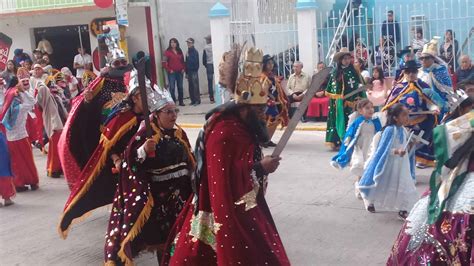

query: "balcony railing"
left=0, top=0, right=96, bottom=14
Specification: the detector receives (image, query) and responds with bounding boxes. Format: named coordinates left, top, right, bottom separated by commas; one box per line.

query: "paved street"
left=0, top=128, right=431, bottom=266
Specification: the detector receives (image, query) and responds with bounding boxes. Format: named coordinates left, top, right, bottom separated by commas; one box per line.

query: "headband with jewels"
left=234, top=47, right=269, bottom=105
left=127, top=68, right=173, bottom=112
left=16, top=67, right=30, bottom=80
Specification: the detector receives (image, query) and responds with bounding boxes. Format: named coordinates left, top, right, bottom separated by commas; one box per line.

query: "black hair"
left=416, top=28, right=423, bottom=35
left=335, top=54, right=353, bottom=82
left=446, top=29, right=455, bottom=39
left=372, top=66, right=384, bottom=84
left=167, top=38, right=183, bottom=54
left=6, top=60, right=17, bottom=74
left=356, top=58, right=367, bottom=71
left=385, top=103, right=407, bottom=127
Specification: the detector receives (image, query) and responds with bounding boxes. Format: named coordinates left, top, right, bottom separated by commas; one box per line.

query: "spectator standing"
left=162, top=38, right=186, bottom=106
left=202, top=35, right=215, bottom=103
left=23, top=59, right=32, bottom=72
left=381, top=10, right=401, bottom=49
left=440, top=30, right=459, bottom=73
left=354, top=58, right=370, bottom=84
left=411, top=28, right=428, bottom=58
left=42, top=54, right=53, bottom=74
left=30, top=63, right=48, bottom=94
left=185, top=38, right=200, bottom=106
left=285, top=61, right=310, bottom=121
left=1, top=60, right=17, bottom=87
left=12, top=49, right=31, bottom=68
left=61, top=67, right=79, bottom=98
left=455, top=55, right=474, bottom=83
left=32, top=49, right=43, bottom=64
left=73, top=47, right=92, bottom=85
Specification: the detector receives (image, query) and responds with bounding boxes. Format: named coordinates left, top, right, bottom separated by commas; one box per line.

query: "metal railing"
left=229, top=0, right=298, bottom=80
left=0, top=0, right=95, bottom=14
left=318, top=0, right=474, bottom=75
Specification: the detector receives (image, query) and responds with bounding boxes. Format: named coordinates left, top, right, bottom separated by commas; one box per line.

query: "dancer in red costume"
left=161, top=47, right=290, bottom=265
left=0, top=68, right=39, bottom=192
left=0, top=77, right=15, bottom=206
left=58, top=34, right=131, bottom=190
left=58, top=70, right=155, bottom=239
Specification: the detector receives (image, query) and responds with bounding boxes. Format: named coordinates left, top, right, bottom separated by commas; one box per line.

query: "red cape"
left=58, top=75, right=127, bottom=190
left=162, top=114, right=290, bottom=265
left=58, top=109, right=139, bottom=238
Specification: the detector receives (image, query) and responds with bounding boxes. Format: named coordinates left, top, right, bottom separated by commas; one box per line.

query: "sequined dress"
left=387, top=111, right=474, bottom=266
left=104, top=121, right=193, bottom=265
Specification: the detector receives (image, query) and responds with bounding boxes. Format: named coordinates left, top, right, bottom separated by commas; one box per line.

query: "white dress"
left=359, top=126, right=419, bottom=211
left=350, top=121, right=376, bottom=176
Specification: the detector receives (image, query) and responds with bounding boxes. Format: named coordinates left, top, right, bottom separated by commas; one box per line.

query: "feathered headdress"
left=218, top=43, right=243, bottom=93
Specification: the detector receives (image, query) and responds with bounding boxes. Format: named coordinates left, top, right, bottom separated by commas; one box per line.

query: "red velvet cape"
left=162, top=114, right=290, bottom=265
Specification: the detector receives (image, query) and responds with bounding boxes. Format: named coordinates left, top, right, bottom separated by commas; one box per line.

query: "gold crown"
left=245, top=47, right=264, bottom=63
left=234, top=75, right=270, bottom=105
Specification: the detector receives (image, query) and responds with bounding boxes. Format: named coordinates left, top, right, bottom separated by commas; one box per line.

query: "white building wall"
left=0, top=6, right=150, bottom=64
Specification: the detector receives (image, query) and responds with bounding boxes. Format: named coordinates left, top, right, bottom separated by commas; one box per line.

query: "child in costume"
left=358, top=104, right=419, bottom=219
left=367, top=67, right=389, bottom=110
left=331, top=99, right=382, bottom=199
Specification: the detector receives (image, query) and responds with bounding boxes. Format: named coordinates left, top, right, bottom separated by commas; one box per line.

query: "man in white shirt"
left=285, top=61, right=310, bottom=122
left=73, top=47, right=92, bottom=85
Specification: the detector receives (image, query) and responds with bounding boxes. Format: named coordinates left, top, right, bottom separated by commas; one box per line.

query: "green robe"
left=325, top=66, right=365, bottom=147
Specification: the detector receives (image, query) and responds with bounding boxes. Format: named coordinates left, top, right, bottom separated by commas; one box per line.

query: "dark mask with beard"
left=245, top=106, right=270, bottom=144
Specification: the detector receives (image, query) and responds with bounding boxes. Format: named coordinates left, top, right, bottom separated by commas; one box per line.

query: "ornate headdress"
left=234, top=47, right=269, bottom=104
left=447, top=89, right=469, bottom=112
left=421, top=36, right=440, bottom=58
left=218, top=45, right=269, bottom=105
left=16, top=67, right=30, bottom=81
left=127, top=69, right=173, bottom=112
left=101, top=27, right=126, bottom=65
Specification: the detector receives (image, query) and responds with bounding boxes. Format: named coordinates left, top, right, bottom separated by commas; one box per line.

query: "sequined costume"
left=58, top=70, right=129, bottom=190
left=383, top=79, right=441, bottom=167
left=104, top=120, right=194, bottom=265
left=58, top=106, right=141, bottom=238
left=419, top=63, right=453, bottom=116
left=264, top=72, right=289, bottom=138
left=161, top=109, right=290, bottom=266
left=325, top=65, right=365, bottom=148
left=387, top=111, right=474, bottom=265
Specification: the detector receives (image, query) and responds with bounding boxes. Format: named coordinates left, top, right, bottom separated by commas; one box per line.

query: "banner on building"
left=115, top=0, right=129, bottom=27
left=0, top=33, right=12, bottom=71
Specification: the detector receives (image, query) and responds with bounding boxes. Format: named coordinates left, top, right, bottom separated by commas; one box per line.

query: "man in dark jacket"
left=381, top=10, right=400, bottom=48
left=185, top=38, right=200, bottom=105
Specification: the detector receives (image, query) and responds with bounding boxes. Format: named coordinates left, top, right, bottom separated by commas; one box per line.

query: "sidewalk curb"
left=179, top=123, right=327, bottom=131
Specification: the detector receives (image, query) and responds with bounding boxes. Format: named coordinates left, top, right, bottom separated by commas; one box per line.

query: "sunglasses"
left=160, top=108, right=180, bottom=115
left=419, top=56, right=432, bottom=61
left=112, top=59, right=128, bottom=68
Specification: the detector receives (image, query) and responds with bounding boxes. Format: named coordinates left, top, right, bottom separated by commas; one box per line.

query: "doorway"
left=33, top=25, right=91, bottom=74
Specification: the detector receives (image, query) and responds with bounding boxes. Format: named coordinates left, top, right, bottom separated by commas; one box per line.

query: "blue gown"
left=0, top=131, right=13, bottom=178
